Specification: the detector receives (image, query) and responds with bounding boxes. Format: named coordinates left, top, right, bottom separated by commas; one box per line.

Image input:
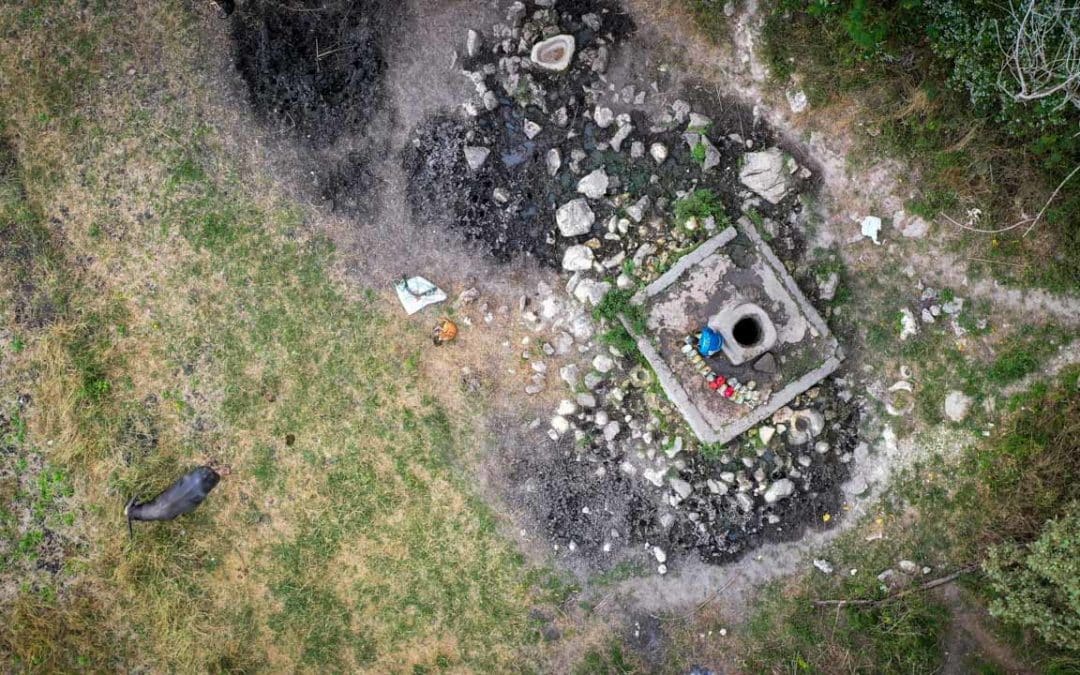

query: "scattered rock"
left=562, top=245, right=594, bottom=271
left=898, top=560, right=918, bottom=575
left=786, top=89, right=808, bottom=113
left=764, top=478, right=795, bottom=503
left=754, top=352, right=778, bottom=373
left=669, top=478, right=693, bottom=500
left=653, top=546, right=667, bottom=563
left=649, top=142, right=668, bottom=164
left=556, top=199, right=595, bottom=237
left=523, top=119, right=542, bottom=139
left=739, top=148, right=791, bottom=204
left=576, top=392, right=597, bottom=408
left=463, top=145, right=490, bottom=170
left=592, top=354, right=615, bottom=373
left=546, top=148, right=561, bottom=177
left=603, top=421, right=621, bottom=442
left=466, top=29, right=481, bottom=58
left=551, top=415, right=570, bottom=435
left=899, top=308, right=919, bottom=341
left=944, top=390, right=973, bottom=422
left=813, top=559, right=834, bottom=574
left=530, top=34, right=575, bottom=71
left=758, top=426, right=775, bottom=445
left=594, top=106, right=614, bottom=129
left=577, top=168, right=609, bottom=199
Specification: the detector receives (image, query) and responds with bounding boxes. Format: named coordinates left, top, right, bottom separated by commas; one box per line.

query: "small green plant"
left=593, top=288, right=646, bottom=335
left=691, top=142, right=707, bottom=164
left=673, top=189, right=728, bottom=228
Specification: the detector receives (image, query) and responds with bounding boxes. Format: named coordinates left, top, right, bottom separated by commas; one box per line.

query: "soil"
left=207, top=3, right=1076, bottom=670
left=231, top=0, right=391, bottom=148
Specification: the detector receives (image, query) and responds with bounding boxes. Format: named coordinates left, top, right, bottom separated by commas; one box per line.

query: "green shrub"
left=984, top=501, right=1080, bottom=651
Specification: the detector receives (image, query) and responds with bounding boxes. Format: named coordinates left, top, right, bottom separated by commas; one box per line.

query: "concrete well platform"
left=623, top=218, right=842, bottom=445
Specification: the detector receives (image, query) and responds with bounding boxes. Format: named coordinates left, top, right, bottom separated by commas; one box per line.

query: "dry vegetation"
left=0, top=2, right=574, bottom=671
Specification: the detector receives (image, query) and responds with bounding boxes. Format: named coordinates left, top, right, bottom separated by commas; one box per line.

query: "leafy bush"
left=753, top=0, right=1080, bottom=292
left=984, top=501, right=1080, bottom=650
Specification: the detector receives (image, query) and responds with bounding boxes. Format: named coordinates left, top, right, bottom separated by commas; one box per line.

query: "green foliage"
left=573, top=640, right=637, bottom=674
left=742, top=579, right=949, bottom=673
left=593, top=288, right=646, bottom=335
left=984, top=501, right=1080, bottom=651
left=756, top=0, right=1080, bottom=293
left=690, top=142, right=707, bottom=164
left=673, top=189, right=729, bottom=229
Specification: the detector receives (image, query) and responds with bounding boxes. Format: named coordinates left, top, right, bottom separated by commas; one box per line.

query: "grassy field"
left=0, top=2, right=568, bottom=671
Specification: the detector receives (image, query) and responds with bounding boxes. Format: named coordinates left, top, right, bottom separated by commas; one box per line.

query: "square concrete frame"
left=621, top=219, right=843, bottom=445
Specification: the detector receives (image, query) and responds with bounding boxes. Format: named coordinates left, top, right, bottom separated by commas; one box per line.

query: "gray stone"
left=576, top=392, right=597, bottom=408
left=595, top=410, right=610, bottom=427
left=630, top=141, right=645, bottom=158
left=576, top=168, right=609, bottom=199
left=523, top=119, right=542, bottom=139
left=739, top=148, right=791, bottom=204
left=754, top=353, right=778, bottom=374
left=626, top=196, right=650, bottom=223
left=763, top=478, right=795, bottom=503
left=592, top=354, right=615, bottom=373
left=573, top=279, right=611, bottom=306
left=944, top=390, right=973, bottom=422
left=603, top=421, right=621, bottom=442
left=735, top=492, right=754, bottom=512
left=813, top=559, right=834, bottom=574
left=561, top=245, right=594, bottom=272
left=463, top=145, right=490, bottom=170
left=649, top=142, right=668, bottom=164
left=466, top=29, right=481, bottom=57
left=493, top=187, right=510, bottom=203
left=643, top=468, right=665, bottom=487
left=556, top=198, right=595, bottom=237
left=669, top=478, right=693, bottom=499
left=506, top=1, right=526, bottom=25
left=818, top=272, right=839, bottom=301
left=530, top=34, right=575, bottom=71
left=898, top=560, right=918, bottom=575
left=786, top=89, right=808, bottom=113
left=560, top=364, right=580, bottom=387
left=551, top=415, right=570, bottom=434
left=546, top=148, right=561, bottom=176
left=844, top=476, right=868, bottom=496
left=583, top=371, right=605, bottom=389
left=687, top=112, right=712, bottom=130
left=610, top=117, right=633, bottom=151
left=483, top=90, right=498, bottom=111
left=594, top=106, right=614, bottom=129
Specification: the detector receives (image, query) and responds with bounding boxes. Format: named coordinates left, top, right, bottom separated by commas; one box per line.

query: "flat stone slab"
left=623, top=219, right=842, bottom=445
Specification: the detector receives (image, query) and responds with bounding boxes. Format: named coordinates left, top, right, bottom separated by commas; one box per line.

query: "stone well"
left=623, top=219, right=842, bottom=445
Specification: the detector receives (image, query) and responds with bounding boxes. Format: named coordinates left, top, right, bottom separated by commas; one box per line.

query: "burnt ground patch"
left=230, top=0, right=392, bottom=147
left=409, top=0, right=847, bottom=579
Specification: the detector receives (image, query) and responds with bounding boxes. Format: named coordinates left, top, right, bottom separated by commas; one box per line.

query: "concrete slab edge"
left=707, top=353, right=843, bottom=444
left=634, top=226, right=738, bottom=304
left=620, top=314, right=716, bottom=442
left=737, top=216, right=833, bottom=339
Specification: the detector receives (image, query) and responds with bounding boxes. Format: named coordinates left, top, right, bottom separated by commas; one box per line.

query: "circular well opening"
left=732, top=316, right=763, bottom=347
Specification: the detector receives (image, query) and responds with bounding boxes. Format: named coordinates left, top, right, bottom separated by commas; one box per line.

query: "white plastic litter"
left=394, top=276, right=447, bottom=315
left=861, top=215, right=882, bottom=245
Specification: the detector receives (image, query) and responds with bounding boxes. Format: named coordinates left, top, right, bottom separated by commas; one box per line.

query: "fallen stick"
left=812, top=565, right=979, bottom=609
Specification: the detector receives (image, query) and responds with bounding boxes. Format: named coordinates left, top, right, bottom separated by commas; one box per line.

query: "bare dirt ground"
left=188, top=0, right=1078, bottom=668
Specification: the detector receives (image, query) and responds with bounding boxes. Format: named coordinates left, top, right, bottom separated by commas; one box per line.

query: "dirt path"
left=936, top=584, right=1033, bottom=675
left=624, top=0, right=1080, bottom=326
